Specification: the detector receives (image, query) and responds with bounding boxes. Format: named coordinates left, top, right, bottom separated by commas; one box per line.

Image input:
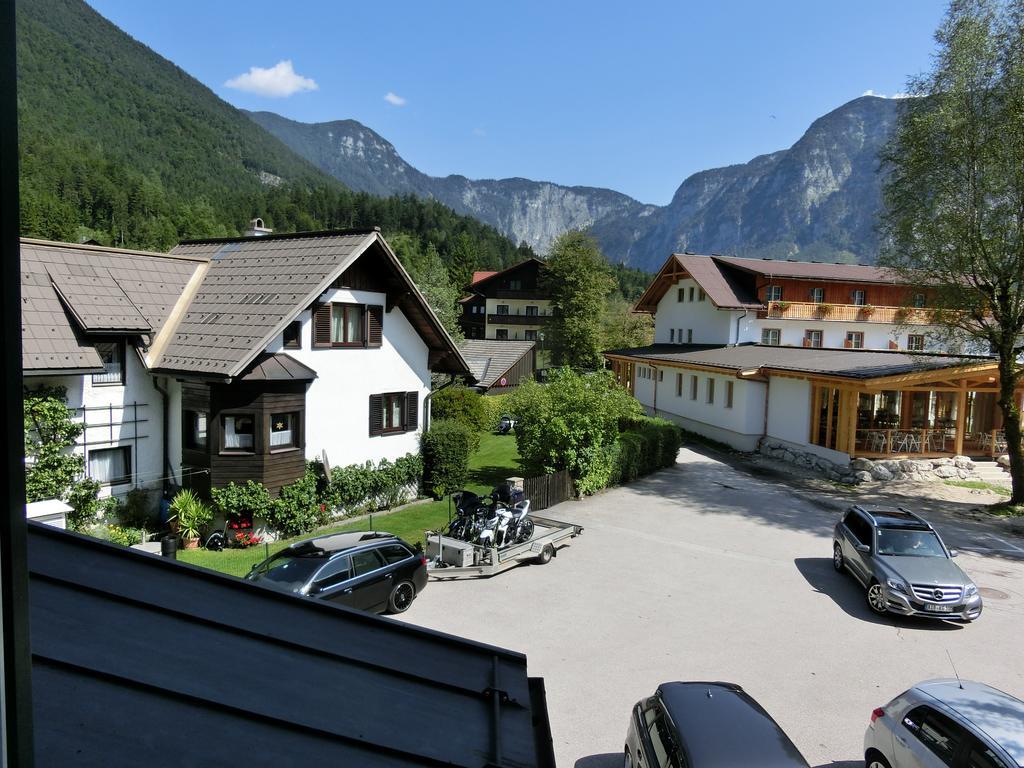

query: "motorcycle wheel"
left=517, top=519, right=535, bottom=543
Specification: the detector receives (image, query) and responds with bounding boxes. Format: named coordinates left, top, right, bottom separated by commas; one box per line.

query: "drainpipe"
left=423, top=375, right=458, bottom=433
left=734, top=310, right=748, bottom=346
left=652, top=366, right=658, bottom=416
left=152, top=376, right=176, bottom=489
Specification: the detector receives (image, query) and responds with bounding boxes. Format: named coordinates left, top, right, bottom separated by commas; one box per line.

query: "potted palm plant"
left=168, top=489, right=213, bottom=549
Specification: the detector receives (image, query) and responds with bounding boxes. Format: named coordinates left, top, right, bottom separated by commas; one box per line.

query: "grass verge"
left=177, top=431, right=521, bottom=578
left=943, top=479, right=1010, bottom=496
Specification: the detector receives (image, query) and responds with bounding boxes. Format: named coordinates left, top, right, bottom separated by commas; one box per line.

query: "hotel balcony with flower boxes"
left=487, top=313, right=553, bottom=325
left=760, top=301, right=934, bottom=325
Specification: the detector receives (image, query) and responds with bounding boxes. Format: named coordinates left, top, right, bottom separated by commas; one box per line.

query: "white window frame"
left=907, top=334, right=925, bottom=351
left=761, top=328, right=781, bottom=346
left=88, top=446, right=132, bottom=486
left=765, top=285, right=782, bottom=302
left=851, top=289, right=866, bottom=306
left=810, top=287, right=824, bottom=303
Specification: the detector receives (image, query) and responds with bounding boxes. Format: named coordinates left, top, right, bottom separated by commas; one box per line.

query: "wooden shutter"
left=843, top=338, right=852, bottom=348
left=802, top=337, right=811, bottom=347
left=889, top=340, right=899, bottom=350
left=366, top=304, right=383, bottom=348
left=368, top=394, right=383, bottom=436
left=404, top=391, right=419, bottom=432
left=313, top=303, right=332, bottom=347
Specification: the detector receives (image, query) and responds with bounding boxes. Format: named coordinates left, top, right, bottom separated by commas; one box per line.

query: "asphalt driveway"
left=400, top=445, right=1024, bottom=767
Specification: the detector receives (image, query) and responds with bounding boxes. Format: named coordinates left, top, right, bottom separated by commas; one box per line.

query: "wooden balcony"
left=488, top=313, right=552, bottom=326
left=760, top=301, right=933, bottom=324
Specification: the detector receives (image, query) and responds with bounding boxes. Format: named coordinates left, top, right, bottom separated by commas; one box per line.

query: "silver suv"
left=832, top=506, right=982, bottom=622
left=864, top=679, right=1024, bottom=767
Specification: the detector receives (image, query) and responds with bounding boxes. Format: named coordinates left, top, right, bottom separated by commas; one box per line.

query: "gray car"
left=832, top=506, right=982, bottom=622
left=864, top=678, right=1024, bottom=767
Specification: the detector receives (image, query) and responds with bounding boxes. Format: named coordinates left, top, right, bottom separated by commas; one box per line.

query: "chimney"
left=245, top=217, right=273, bottom=237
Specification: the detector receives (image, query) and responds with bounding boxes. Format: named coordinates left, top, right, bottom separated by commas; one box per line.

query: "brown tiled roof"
left=464, top=258, right=545, bottom=292
left=236, top=353, right=317, bottom=382
left=713, top=255, right=901, bottom=283
left=604, top=343, right=994, bottom=382
left=158, top=230, right=471, bottom=379
left=457, top=340, right=535, bottom=389
left=20, top=240, right=206, bottom=375
left=635, top=253, right=908, bottom=313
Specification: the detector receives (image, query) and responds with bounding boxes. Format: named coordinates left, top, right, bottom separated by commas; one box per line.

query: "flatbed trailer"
left=425, top=514, right=584, bottom=579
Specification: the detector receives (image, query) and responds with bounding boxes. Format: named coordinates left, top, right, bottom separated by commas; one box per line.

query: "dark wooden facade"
left=182, top=380, right=309, bottom=497
left=753, top=277, right=930, bottom=308
left=485, top=348, right=537, bottom=394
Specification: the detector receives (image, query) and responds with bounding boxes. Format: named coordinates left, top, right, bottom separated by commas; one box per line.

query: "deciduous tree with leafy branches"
left=880, top=0, right=1024, bottom=502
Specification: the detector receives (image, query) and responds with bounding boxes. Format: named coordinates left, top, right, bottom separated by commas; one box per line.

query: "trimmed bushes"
left=612, top=417, right=683, bottom=484
left=326, top=454, right=422, bottom=514
left=431, top=385, right=488, bottom=431
left=479, top=392, right=511, bottom=431
left=420, top=419, right=474, bottom=498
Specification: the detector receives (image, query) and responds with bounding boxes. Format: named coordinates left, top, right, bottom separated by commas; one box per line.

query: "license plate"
left=925, top=604, right=953, bottom=613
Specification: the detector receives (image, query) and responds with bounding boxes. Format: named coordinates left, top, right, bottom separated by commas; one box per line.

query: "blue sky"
left=88, top=0, right=946, bottom=206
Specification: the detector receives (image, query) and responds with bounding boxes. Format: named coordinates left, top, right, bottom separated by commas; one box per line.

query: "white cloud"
left=384, top=91, right=407, bottom=107
left=862, top=89, right=911, bottom=99
left=225, top=60, right=318, bottom=98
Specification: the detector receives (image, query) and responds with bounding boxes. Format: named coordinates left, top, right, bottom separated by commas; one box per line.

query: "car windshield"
left=249, top=552, right=325, bottom=590
left=876, top=528, right=946, bottom=557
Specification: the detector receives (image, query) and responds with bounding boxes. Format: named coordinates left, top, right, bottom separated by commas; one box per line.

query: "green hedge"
left=479, top=392, right=511, bottom=431
left=606, top=417, right=683, bottom=488
left=431, top=385, right=488, bottom=431
left=420, top=419, right=474, bottom=498
left=326, top=454, right=422, bottom=514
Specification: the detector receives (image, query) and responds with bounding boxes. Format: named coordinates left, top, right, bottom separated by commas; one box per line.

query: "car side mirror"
left=856, top=543, right=870, bottom=554
left=949, top=549, right=959, bottom=558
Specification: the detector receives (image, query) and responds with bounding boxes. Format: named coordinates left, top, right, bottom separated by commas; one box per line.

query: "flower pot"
left=182, top=535, right=200, bottom=550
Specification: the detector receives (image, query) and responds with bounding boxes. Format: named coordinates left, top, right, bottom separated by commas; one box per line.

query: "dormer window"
left=765, top=285, right=783, bottom=302
left=93, top=340, right=126, bottom=386
left=810, top=287, right=824, bottom=303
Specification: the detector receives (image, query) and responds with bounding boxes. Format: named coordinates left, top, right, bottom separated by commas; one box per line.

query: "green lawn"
left=177, top=431, right=522, bottom=578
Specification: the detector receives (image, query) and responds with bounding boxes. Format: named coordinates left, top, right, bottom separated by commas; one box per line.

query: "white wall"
left=654, top=279, right=737, bottom=345
left=765, top=377, right=811, bottom=446
left=633, top=363, right=766, bottom=450
left=273, top=288, right=431, bottom=469
left=26, top=347, right=165, bottom=499
left=743, top=317, right=943, bottom=351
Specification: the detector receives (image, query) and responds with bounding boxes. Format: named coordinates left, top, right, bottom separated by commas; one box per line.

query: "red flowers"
left=234, top=531, right=262, bottom=548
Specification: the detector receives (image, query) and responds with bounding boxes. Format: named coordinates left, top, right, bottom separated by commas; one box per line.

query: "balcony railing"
left=488, top=313, right=552, bottom=326
left=761, top=301, right=933, bottom=325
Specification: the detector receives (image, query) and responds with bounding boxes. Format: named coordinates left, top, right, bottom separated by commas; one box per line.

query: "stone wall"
left=758, top=440, right=979, bottom=484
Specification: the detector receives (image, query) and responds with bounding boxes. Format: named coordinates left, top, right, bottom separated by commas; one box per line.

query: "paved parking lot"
left=399, top=446, right=1024, bottom=767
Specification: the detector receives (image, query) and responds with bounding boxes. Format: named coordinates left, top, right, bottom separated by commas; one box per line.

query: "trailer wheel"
left=536, top=544, right=554, bottom=565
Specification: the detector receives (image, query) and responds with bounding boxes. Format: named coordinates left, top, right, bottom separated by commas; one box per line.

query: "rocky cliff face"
left=248, top=95, right=902, bottom=271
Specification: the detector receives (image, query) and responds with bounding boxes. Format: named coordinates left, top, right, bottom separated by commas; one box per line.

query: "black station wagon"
left=624, top=681, right=809, bottom=768
left=245, top=531, right=428, bottom=614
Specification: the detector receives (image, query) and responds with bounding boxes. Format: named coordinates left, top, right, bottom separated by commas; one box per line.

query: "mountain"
left=15, top=0, right=531, bottom=273
left=250, top=96, right=902, bottom=271
left=246, top=111, right=659, bottom=258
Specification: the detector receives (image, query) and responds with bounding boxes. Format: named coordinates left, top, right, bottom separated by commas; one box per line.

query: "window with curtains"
left=331, top=303, right=364, bottom=346
left=851, top=289, right=866, bottom=306
left=92, top=340, right=125, bottom=385
left=222, top=414, right=255, bottom=452
left=88, top=446, right=132, bottom=485
left=845, top=331, right=864, bottom=349
left=313, top=303, right=382, bottom=348
left=270, top=412, right=299, bottom=449
left=804, top=329, right=823, bottom=348
left=810, top=287, right=824, bottom=303
left=369, top=392, right=419, bottom=436
left=765, top=285, right=782, bottom=302
left=761, top=328, right=781, bottom=346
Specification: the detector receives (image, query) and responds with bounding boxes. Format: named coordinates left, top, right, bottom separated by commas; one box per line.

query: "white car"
left=864, top=679, right=1024, bottom=768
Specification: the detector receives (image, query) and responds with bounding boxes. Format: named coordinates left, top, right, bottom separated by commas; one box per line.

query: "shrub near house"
left=507, top=367, right=681, bottom=495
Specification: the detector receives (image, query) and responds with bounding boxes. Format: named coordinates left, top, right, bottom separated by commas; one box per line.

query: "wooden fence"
left=523, top=469, right=574, bottom=511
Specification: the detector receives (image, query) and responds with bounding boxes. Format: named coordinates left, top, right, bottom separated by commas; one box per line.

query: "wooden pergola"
left=802, top=363, right=1018, bottom=459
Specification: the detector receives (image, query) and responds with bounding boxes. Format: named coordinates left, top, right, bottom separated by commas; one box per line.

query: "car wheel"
left=833, top=542, right=844, bottom=572
left=387, top=581, right=416, bottom=614
left=866, top=581, right=888, bottom=615
left=536, top=544, right=553, bottom=564
left=865, top=749, right=891, bottom=768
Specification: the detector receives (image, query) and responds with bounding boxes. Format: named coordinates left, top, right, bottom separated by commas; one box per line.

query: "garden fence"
left=523, top=469, right=573, bottom=511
